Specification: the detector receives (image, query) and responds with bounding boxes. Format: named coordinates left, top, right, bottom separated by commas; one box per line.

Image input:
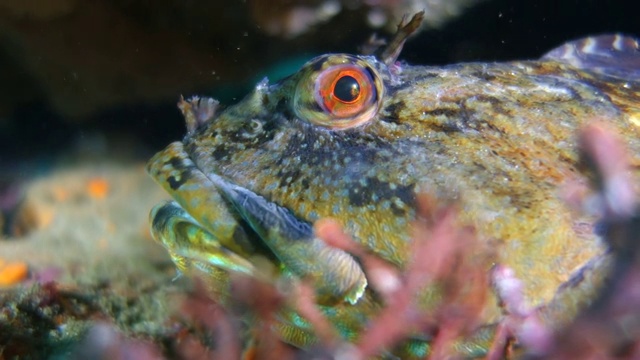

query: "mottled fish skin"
left=183, top=36, right=639, bottom=302
left=148, top=34, right=640, bottom=353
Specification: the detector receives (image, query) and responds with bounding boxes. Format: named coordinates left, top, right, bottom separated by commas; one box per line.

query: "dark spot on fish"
left=212, top=146, right=229, bottom=161
left=168, top=173, right=189, bottom=190
left=390, top=182, right=416, bottom=210
left=390, top=202, right=406, bottom=216
left=470, top=70, right=497, bottom=82
left=262, top=118, right=277, bottom=132
left=422, top=108, right=467, bottom=132
left=278, top=168, right=302, bottom=187
left=276, top=98, right=288, bottom=112
left=382, top=101, right=406, bottom=123
left=168, top=157, right=187, bottom=171
left=347, top=177, right=415, bottom=210
left=419, top=107, right=465, bottom=132
left=471, top=95, right=509, bottom=114
left=432, top=122, right=463, bottom=133
left=593, top=220, right=608, bottom=237
left=348, top=185, right=368, bottom=207
left=308, top=99, right=324, bottom=113
left=309, top=56, right=329, bottom=72
left=274, top=99, right=296, bottom=120
left=473, top=161, right=487, bottom=171
left=423, top=108, right=460, bottom=117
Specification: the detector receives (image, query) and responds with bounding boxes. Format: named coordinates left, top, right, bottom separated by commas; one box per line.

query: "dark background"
left=0, top=0, right=638, bottom=163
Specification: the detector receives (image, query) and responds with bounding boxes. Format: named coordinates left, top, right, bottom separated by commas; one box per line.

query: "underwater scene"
left=1, top=1, right=640, bottom=359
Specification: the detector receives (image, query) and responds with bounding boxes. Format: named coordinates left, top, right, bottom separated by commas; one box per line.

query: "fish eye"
left=333, top=75, right=360, bottom=103
left=293, top=55, right=384, bottom=129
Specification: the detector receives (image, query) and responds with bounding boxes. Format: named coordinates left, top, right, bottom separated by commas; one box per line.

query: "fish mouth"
left=147, top=140, right=368, bottom=305
left=146, top=140, right=313, bottom=249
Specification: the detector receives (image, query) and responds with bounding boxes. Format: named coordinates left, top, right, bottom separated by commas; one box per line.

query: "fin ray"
left=543, top=34, right=640, bottom=81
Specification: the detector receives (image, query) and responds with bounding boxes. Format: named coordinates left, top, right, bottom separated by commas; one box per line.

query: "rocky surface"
left=0, top=161, right=192, bottom=358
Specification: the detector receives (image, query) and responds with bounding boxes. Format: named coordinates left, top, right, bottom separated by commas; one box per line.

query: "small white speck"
left=581, top=37, right=597, bottom=54
left=613, top=34, right=624, bottom=51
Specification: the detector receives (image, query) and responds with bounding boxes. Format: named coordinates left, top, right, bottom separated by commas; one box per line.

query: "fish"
left=147, top=13, right=640, bottom=357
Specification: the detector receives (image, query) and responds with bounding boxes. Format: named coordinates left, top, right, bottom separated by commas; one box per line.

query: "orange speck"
left=0, top=261, right=29, bottom=286
left=38, top=207, right=55, bottom=229
left=87, top=178, right=110, bottom=199
left=52, top=186, right=69, bottom=202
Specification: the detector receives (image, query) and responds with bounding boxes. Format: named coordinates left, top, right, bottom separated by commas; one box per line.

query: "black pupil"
left=333, top=75, right=360, bottom=102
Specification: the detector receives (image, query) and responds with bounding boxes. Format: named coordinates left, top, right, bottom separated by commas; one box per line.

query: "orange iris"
left=315, top=65, right=377, bottom=119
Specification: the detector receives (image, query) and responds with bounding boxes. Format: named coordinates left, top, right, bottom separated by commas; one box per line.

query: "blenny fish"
left=147, top=13, right=640, bottom=357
